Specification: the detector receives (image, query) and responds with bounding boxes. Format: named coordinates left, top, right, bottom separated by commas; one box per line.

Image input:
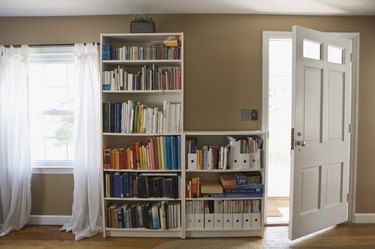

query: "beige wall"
left=31, top=175, right=73, bottom=215
left=1, top=14, right=374, bottom=214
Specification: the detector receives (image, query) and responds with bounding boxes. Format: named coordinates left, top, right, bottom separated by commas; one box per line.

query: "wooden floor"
left=1, top=224, right=375, bottom=248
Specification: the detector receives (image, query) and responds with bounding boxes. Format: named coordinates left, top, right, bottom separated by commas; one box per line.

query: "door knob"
left=297, top=140, right=307, bottom=147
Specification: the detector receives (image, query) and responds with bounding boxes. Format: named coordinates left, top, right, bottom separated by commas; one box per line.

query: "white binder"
left=240, top=153, right=250, bottom=169
left=205, top=213, right=214, bottom=229
left=187, top=214, right=195, bottom=229
left=249, top=151, right=261, bottom=169
left=232, top=213, right=243, bottom=229
left=251, top=212, right=261, bottom=229
left=214, top=213, right=224, bottom=229
left=224, top=213, right=233, bottom=229
left=187, top=153, right=197, bottom=170
left=242, top=213, right=252, bottom=229
left=194, top=213, right=204, bottom=229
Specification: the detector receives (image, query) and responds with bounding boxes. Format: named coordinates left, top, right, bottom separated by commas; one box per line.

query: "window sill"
left=32, top=167, right=73, bottom=174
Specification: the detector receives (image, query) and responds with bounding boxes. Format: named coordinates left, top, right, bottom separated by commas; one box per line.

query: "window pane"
left=303, top=39, right=321, bottom=60
left=29, top=60, right=75, bottom=166
left=328, top=45, right=344, bottom=64
left=45, top=138, right=66, bottom=161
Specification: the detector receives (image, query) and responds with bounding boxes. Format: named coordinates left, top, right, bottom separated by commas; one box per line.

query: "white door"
left=289, top=26, right=351, bottom=240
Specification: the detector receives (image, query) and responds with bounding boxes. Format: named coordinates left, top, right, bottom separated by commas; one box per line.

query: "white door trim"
left=262, top=31, right=359, bottom=225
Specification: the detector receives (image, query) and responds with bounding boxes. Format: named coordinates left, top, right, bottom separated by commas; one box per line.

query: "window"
left=328, top=45, right=344, bottom=64
left=29, top=47, right=75, bottom=169
left=303, top=39, right=321, bottom=60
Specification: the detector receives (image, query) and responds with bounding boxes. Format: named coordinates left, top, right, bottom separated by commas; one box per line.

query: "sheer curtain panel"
left=0, top=45, right=32, bottom=236
left=61, top=44, right=102, bottom=240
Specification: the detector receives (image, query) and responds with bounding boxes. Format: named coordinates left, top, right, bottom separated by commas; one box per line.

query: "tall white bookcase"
left=100, top=33, right=266, bottom=239
left=100, top=33, right=185, bottom=238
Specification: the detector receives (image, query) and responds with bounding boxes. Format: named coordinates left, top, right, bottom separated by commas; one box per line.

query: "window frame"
left=29, top=46, right=75, bottom=174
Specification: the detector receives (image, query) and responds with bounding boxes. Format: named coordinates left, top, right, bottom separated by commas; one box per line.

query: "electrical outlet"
left=251, top=109, right=258, bottom=120
left=241, top=109, right=250, bottom=121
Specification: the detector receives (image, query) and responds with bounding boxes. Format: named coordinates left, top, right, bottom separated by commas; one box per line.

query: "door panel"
left=301, top=166, right=321, bottom=214
left=304, top=67, right=323, bottom=143
left=325, top=163, right=343, bottom=207
left=327, top=71, right=345, bottom=141
left=290, top=26, right=351, bottom=240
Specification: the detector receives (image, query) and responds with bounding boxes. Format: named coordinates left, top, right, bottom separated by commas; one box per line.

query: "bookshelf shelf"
left=102, top=132, right=183, bottom=136
left=104, top=197, right=181, bottom=201
left=186, top=169, right=264, bottom=173
left=105, top=228, right=183, bottom=238
left=184, top=130, right=265, bottom=136
left=100, top=32, right=184, bottom=239
left=185, top=229, right=262, bottom=238
left=102, top=59, right=181, bottom=65
left=102, top=90, right=182, bottom=94
left=186, top=228, right=261, bottom=232
left=103, top=169, right=181, bottom=173
left=186, top=197, right=263, bottom=201
left=106, top=228, right=182, bottom=232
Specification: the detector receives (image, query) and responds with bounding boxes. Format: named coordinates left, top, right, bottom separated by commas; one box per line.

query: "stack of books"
left=210, top=172, right=263, bottom=198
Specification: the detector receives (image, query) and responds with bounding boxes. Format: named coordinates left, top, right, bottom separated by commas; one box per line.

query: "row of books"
left=102, top=100, right=182, bottom=134
left=186, top=200, right=261, bottom=229
left=186, top=144, right=230, bottom=170
left=186, top=177, right=201, bottom=198
left=102, top=44, right=181, bottom=61
left=107, top=201, right=181, bottom=229
left=186, top=199, right=261, bottom=214
left=104, top=173, right=180, bottom=199
left=102, top=65, right=181, bottom=91
left=103, top=136, right=181, bottom=170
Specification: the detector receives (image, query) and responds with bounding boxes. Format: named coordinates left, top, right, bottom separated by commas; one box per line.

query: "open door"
left=289, top=26, right=351, bottom=240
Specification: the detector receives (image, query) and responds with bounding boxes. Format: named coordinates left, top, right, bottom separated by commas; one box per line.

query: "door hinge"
left=349, top=124, right=352, bottom=133
left=350, top=53, right=353, bottom=62
left=347, top=193, right=350, bottom=202
left=291, top=128, right=295, bottom=150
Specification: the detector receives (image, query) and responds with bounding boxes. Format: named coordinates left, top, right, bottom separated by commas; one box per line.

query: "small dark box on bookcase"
left=130, top=22, right=155, bottom=33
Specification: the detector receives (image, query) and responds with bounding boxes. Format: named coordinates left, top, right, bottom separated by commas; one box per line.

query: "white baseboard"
left=354, top=213, right=375, bottom=223
left=28, top=215, right=71, bottom=225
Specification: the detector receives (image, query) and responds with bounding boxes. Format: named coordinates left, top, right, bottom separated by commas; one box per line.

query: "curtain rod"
left=2, top=43, right=100, bottom=47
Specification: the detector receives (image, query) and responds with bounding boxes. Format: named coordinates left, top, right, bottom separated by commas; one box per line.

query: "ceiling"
left=0, top=0, right=374, bottom=16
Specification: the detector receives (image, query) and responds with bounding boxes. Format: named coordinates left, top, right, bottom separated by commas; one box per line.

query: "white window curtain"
left=61, top=44, right=102, bottom=240
left=0, top=45, right=32, bottom=236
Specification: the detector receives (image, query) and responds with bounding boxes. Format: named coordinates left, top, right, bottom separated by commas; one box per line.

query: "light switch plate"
left=251, top=109, right=258, bottom=120
left=241, top=109, right=250, bottom=121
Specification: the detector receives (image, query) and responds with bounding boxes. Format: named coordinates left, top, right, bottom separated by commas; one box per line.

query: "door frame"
left=262, top=31, right=360, bottom=225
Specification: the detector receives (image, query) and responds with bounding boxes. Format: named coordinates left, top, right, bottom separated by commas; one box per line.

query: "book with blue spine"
left=102, top=44, right=111, bottom=60
left=113, top=173, right=121, bottom=198
left=177, top=136, right=181, bottom=169
left=166, top=136, right=172, bottom=170
left=119, top=174, right=124, bottom=198
left=170, top=136, right=176, bottom=170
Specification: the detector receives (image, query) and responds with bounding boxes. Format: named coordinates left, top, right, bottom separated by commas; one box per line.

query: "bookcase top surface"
left=101, top=33, right=183, bottom=42
left=102, top=59, right=181, bottom=65
left=184, top=130, right=265, bottom=136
